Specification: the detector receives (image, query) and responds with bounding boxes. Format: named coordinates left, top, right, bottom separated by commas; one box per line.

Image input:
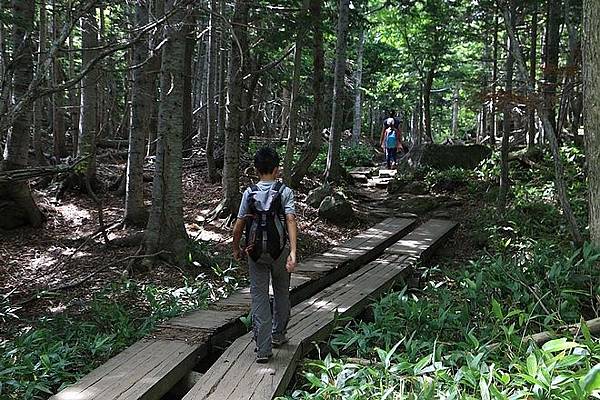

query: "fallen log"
left=0, top=157, right=88, bottom=183
left=526, top=317, right=600, bottom=345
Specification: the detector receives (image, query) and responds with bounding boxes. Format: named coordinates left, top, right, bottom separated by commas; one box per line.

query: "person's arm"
left=285, top=214, right=298, bottom=273
left=232, top=218, right=246, bottom=261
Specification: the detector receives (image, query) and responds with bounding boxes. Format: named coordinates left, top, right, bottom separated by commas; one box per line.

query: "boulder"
left=408, top=144, right=492, bottom=170
left=306, top=183, right=332, bottom=208
left=319, top=195, right=355, bottom=224
left=402, top=181, right=428, bottom=195
left=385, top=195, right=439, bottom=215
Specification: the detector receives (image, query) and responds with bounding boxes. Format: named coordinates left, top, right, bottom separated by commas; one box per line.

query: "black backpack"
left=244, top=182, right=288, bottom=262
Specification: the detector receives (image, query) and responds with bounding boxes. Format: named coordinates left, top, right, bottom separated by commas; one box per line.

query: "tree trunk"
left=146, top=0, right=163, bottom=157
left=144, top=0, right=190, bottom=266
left=583, top=0, right=600, bottom=247
left=33, top=0, right=47, bottom=166
left=527, top=3, right=538, bottom=151
left=216, top=0, right=228, bottom=145
left=502, top=4, right=583, bottom=246
left=451, top=85, right=459, bottom=137
left=565, top=0, right=583, bottom=142
left=182, top=10, right=195, bottom=158
left=423, top=65, right=435, bottom=142
left=499, top=3, right=515, bottom=210
left=125, top=0, right=152, bottom=227
left=68, top=24, right=79, bottom=156
left=542, top=0, right=562, bottom=139
left=78, top=8, right=99, bottom=182
left=219, top=0, right=249, bottom=219
left=205, top=0, right=219, bottom=182
left=352, top=29, right=365, bottom=145
left=324, top=0, right=350, bottom=182
left=289, top=0, right=324, bottom=189
left=51, top=0, right=67, bottom=160
left=491, top=11, right=499, bottom=146
left=0, top=0, right=43, bottom=229
left=283, top=30, right=304, bottom=183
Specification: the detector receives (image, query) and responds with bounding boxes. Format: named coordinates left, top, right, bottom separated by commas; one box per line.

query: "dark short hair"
left=254, top=147, right=280, bottom=174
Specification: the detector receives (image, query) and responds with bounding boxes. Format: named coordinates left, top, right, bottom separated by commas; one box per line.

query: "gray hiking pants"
left=248, top=249, right=291, bottom=357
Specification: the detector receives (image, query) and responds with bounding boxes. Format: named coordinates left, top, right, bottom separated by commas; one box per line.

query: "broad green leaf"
left=581, top=364, right=600, bottom=394
left=479, top=377, right=490, bottom=400
left=526, top=353, right=537, bottom=378
left=542, top=338, right=579, bottom=353
left=491, top=298, right=503, bottom=320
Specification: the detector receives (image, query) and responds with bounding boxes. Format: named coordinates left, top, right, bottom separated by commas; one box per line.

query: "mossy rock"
left=385, top=195, right=439, bottom=215
left=318, top=195, right=355, bottom=224
left=413, top=144, right=492, bottom=170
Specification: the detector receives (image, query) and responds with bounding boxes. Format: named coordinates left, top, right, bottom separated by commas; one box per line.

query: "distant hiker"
left=380, top=118, right=403, bottom=169
left=232, top=147, right=298, bottom=364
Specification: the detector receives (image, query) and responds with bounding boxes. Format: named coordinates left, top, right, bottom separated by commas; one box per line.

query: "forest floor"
left=0, top=149, right=479, bottom=335
left=0, top=145, right=491, bottom=399
left=0, top=150, right=399, bottom=336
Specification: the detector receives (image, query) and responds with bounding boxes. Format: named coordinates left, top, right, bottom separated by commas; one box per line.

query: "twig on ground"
left=15, top=251, right=166, bottom=306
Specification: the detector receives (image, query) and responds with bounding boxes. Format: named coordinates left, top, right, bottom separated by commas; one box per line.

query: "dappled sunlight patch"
left=55, top=203, right=93, bottom=227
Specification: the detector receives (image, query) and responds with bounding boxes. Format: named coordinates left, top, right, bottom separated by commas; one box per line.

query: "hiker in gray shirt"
left=232, top=147, right=298, bottom=363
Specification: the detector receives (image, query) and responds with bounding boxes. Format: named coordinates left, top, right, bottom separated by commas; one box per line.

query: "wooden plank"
left=162, top=310, right=244, bottom=331
left=51, top=218, right=417, bottom=400
left=181, top=254, right=413, bottom=400
left=50, top=340, right=201, bottom=400
left=385, top=219, right=458, bottom=259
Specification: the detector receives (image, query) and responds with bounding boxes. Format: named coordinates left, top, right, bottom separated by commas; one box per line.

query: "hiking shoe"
left=272, top=335, right=289, bottom=348
left=256, top=354, right=272, bottom=364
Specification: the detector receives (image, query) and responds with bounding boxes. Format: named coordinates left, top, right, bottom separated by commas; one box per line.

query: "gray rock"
left=319, top=195, right=355, bottom=224
left=306, top=183, right=332, bottom=208
left=431, top=210, right=451, bottom=218
left=402, top=181, right=428, bottom=195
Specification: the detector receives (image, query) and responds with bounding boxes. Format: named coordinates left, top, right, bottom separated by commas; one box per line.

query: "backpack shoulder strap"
left=272, top=181, right=284, bottom=193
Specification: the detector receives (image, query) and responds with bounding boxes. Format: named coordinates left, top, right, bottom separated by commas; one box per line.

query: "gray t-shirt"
left=237, top=181, right=295, bottom=219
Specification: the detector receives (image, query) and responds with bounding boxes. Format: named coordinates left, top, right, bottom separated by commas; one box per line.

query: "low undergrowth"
left=285, top=245, right=600, bottom=399
left=284, top=145, right=600, bottom=399
left=0, top=253, right=242, bottom=399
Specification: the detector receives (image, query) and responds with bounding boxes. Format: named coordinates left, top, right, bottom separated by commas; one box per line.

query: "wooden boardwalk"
left=181, top=219, right=457, bottom=400
left=51, top=218, right=416, bottom=400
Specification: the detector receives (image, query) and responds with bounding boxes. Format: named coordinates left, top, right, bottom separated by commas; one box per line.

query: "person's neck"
left=259, top=174, right=277, bottom=182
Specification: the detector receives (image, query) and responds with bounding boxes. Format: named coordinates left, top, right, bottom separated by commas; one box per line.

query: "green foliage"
left=0, top=274, right=236, bottom=400
left=285, top=243, right=600, bottom=399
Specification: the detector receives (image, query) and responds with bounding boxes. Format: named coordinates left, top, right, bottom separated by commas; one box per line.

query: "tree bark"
left=0, top=0, right=43, bottom=229
left=527, top=3, right=538, bottom=151
left=502, top=4, right=583, bottom=246
left=423, top=65, right=435, bottom=142
left=205, top=0, right=219, bottom=183
left=33, top=0, right=48, bottom=166
left=144, top=0, right=190, bottom=266
left=216, top=0, right=228, bottom=145
left=491, top=11, right=499, bottom=146
left=283, top=29, right=304, bottom=183
left=78, top=7, right=99, bottom=182
left=565, top=0, right=583, bottom=141
left=451, top=85, right=459, bottom=137
left=499, top=3, right=515, bottom=210
left=352, top=29, right=365, bottom=145
left=542, top=0, right=562, bottom=139
left=51, top=0, right=67, bottom=160
left=182, top=9, right=194, bottom=158
left=289, top=0, right=324, bottom=189
left=324, top=0, right=350, bottom=182
left=583, top=0, right=600, bottom=247
left=219, top=0, right=249, bottom=219
left=125, top=0, right=152, bottom=227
